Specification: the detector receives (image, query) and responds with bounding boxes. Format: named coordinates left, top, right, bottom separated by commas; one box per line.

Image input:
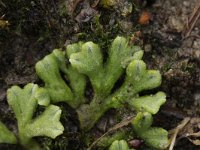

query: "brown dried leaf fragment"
left=169, top=117, right=200, bottom=148
left=138, top=11, right=152, bottom=25
left=169, top=117, right=190, bottom=150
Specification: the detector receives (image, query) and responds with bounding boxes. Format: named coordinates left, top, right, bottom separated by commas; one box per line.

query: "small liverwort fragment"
left=0, top=121, right=17, bottom=144
left=70, top=36, right=143, bottom=96
left=132, top=112, right=169, bottom=149
left=7, top=83, right=64, bottom=149
left=35, top=49, right=74, bottom=105
left=125, top=60, right=162, bottom=93
left=36, top=48, right=86, bottom=108
left=109, top=140, right=130, bottom=150
left=129, top=92, right=166, bottom=114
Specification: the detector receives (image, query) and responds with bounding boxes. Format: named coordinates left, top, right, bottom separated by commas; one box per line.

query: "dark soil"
left=0, top=0, right=200, bottom=149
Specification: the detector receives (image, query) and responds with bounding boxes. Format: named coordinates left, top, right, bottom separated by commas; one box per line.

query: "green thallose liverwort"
left=108, top=112, right=169, bottom=149
left=0, top=121, right=17, bottom=144
left=109, top=140, right=130, bottom=150
left=0, top=84, right=64, bottom=149
left=0, top=36, right=168, bottom=149
left=132, top=112, right=169, bottom=149
left=35, top=36, right=167, bottom=134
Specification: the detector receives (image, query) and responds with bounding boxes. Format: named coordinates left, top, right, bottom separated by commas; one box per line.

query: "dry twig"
left=183, top=2, right=200, bottom=39
left=88, top=115, right=135, bottom=150
left=169, top=117, right=191, bottom=150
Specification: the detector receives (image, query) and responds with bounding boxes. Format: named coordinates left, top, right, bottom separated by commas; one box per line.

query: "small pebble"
left=144, top=44, right=152, bottom=52
left=193, top=39, right=200, bottom=49
left=96, top=118, right=107, bottom=132
left=194, top=50, right=200, bottom=58
left=168, top=16, right=184, bottom=32
left=194, top=93, right=200, bottom=106
left=129, top=139, right=143, bottom=149
left=183, top=1, right=190, bottom=7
